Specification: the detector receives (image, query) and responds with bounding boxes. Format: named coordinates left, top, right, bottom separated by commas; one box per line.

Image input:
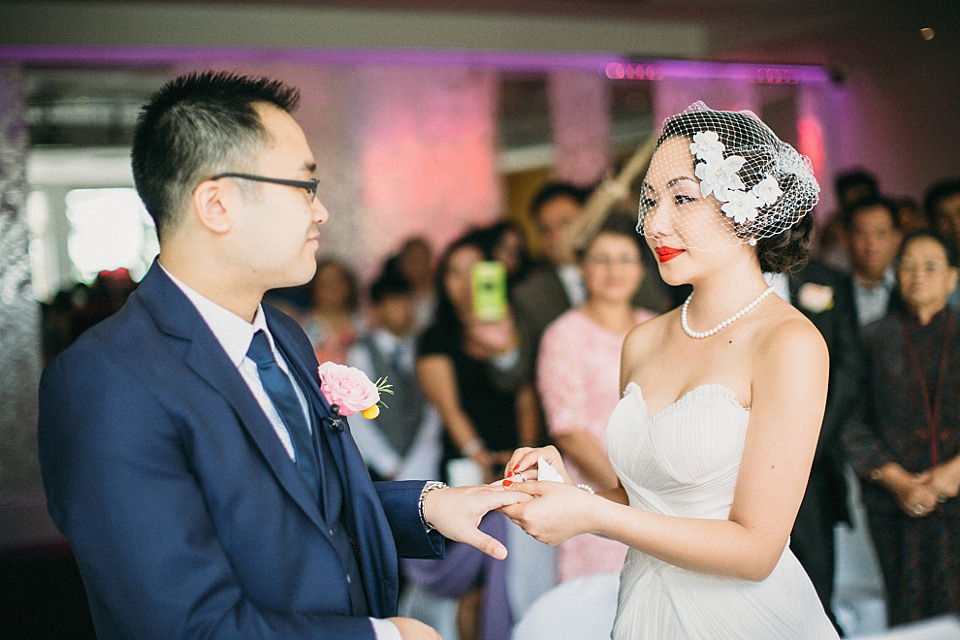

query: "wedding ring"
left=515, top=471, right=526, bottom=482
left=913, top=504, right=924, bottom=515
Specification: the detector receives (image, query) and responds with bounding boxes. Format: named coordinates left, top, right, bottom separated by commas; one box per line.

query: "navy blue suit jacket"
left=38, top=261, right=443, bottom=639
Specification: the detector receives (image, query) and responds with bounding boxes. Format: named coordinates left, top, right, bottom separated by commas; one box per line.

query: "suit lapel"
left=267, top=313, right=398, bottom=616
left=332, top=432, right=398, bottom=617
left=268, top=322, right=340, bottom=521
left=547, top=269, right=573, bottom=313
left=138, top=263, right=328, bottom=532
left=788, top=271, right=802, bottom=306
left=136, top=263, right=398, bottom=613
left=266, top=315, right=344, bottom=480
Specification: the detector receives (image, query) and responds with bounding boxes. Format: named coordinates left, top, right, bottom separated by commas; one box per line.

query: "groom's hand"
left=422, top=485, right=532, bottom=559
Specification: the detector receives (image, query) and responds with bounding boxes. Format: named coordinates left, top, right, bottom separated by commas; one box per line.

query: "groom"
left=37, top=71, right=526, bottom=640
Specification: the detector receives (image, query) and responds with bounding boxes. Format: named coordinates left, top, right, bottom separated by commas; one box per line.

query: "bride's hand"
left=499, top=480, right=597, bottom=545
left=502, top=445, right=572, bottom=485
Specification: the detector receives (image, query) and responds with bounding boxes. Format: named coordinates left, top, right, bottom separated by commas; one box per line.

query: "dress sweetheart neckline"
left=623, top=381, right=750, bottom=420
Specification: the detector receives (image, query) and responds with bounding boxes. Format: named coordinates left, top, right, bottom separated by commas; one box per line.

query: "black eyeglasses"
left=209, top=172, right=318, bottom=202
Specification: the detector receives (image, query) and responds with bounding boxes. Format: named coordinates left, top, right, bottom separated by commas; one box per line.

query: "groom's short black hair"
left=131, top=71, right=300, bottom=241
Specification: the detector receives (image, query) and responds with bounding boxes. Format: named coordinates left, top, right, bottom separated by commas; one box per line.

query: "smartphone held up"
left=471, top=260, right=507, bottom=322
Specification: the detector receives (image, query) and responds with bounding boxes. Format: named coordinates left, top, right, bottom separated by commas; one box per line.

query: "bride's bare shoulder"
left=627, top=306, right=675, bottom=337
left=755, top=300, right=828, bottom=369
left=623, top=307, right=676, bottom=357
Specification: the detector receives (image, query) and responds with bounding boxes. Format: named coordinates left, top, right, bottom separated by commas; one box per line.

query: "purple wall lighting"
left=604, top=59, right=830, bottom=84
left=0, top=44, right=831, bottom=85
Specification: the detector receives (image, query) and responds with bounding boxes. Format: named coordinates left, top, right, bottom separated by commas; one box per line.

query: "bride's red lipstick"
left=655, top=246, right=684, bottom=263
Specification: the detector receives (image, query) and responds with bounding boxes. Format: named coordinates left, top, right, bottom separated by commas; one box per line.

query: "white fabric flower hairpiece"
left=637, top=101, right=819, bottom=254
left=690, top=131, right=784, bottom=228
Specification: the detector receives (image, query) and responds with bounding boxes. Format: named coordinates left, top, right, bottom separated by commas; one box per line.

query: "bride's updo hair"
left=753, top=194, right=815, bottom=273
left=643, top=102, right=819, bottom=273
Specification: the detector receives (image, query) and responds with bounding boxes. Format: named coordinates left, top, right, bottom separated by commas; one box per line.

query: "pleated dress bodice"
left=605, top=382, right=839, bottom=639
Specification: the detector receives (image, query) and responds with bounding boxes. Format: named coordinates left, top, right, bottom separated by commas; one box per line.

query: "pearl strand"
left=681, top=286, right=775, bottom=339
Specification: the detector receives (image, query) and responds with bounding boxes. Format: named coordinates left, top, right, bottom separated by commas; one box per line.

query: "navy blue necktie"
left=247, top=330, right=321, bottom=498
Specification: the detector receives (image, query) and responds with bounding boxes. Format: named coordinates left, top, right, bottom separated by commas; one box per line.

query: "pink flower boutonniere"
left=318, top=362, right=393, bottom=419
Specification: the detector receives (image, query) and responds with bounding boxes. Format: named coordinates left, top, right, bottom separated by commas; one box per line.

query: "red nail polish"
left=512, top=464, right=520, bottom=472
left=503, top=479, right=513, bottom=488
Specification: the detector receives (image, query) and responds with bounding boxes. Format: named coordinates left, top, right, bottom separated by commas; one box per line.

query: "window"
left=64, top=187, right=158, bottom=283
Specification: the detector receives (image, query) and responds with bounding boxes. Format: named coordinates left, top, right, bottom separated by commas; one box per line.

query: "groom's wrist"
left=418, top=481, right=448, bottom=532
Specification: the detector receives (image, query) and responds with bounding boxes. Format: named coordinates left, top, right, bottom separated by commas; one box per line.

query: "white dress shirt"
left=557, top=263, right=587, bottom=308
left=162, top=265, right=307, bottom=460
left=852, top=268, right=896, bottom=327
left=764, top=271, right=792, bottom=304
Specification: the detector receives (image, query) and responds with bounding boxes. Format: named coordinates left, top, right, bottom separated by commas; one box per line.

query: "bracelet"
left=576, top=483, right=596, bottom=495
left=460, top=437, right=484, bottom=458
left=418, top=481, right=448, bottom=532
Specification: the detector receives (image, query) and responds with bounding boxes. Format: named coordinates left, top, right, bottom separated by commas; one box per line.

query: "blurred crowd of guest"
left=299, top=171, right=960, bottom=639
left=40, top=267, right=138, bottom=363
left=788, top=172, right=960, bottom=635
left=36, top=171, right=960, bottom=638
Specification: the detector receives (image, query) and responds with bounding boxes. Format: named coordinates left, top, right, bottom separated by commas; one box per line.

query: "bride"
left=501, top=102, right=840, bottom=638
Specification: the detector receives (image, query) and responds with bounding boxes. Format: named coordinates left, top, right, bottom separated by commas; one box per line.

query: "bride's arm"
left=503, top=317, right=828, bottom=582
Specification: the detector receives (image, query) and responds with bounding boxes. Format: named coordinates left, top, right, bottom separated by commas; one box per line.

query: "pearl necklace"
left=681, top=286, right=775, bottom=339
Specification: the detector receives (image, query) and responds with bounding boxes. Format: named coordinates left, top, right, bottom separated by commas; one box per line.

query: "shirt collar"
left=855, top=266, right=896, bottom=293
left=881, top=267, right=896, bottom=289
left=556, top=263, right=586, bottom=306
left=160, top=264, right=269, bottom=367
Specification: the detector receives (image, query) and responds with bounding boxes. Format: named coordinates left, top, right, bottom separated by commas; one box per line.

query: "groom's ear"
left=192, top=179, right=233, bottom=235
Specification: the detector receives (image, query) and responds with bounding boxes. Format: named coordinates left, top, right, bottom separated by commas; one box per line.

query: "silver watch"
left=418, top=481, right=448, bottom=532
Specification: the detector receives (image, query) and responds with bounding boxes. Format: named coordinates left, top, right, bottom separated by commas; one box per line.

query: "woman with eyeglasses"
left=842, top=230, right=960, bottom=627
left=534, top=212, right=657, bottom=582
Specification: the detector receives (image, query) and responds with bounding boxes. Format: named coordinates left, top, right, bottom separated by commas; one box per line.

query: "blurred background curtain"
left=357, top=65, right=501, bottom=280
left=547, top=69, right=612, bottom=187
left=652, top=77, right=760, bottom=127
left=0, top=65, right=43, bottom=510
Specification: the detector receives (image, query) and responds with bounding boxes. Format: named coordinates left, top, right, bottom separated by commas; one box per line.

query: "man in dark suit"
left=845, top=195, right=902, bottom=327
left=37, top=71, right=525, bottom=640
left=512, top=185, right=672, bottom=366
left=512, top=182, right=591, bottom=355
left=787, top=258, right=865, bottom=634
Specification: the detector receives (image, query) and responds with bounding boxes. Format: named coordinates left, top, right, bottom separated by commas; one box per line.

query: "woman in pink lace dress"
left=537, top=213, right=657, bottom=581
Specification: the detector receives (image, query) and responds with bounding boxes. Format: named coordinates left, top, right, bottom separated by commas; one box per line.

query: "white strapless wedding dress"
left=605, top=382, right=839, bottom=639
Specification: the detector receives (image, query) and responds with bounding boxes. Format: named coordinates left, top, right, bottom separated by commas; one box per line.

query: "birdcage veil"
left=637, top=101, right=819, bottom=251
